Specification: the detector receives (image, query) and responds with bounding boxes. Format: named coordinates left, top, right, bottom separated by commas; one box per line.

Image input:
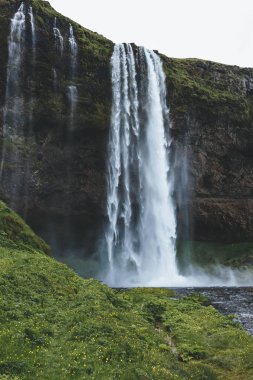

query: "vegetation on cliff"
left=0, top=202, right=253, bottom=379
left=0, top=202, right=50, bottom=255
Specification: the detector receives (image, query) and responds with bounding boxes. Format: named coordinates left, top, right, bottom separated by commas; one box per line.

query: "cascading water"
left=29, top=6, right=36, bottom=51
left=69, top=24, right=78, bottom=75
left=0, top=3, right=26, bottom=207
left=67, top=85, right=78, bottom=130
left=53, top=17, right=64, bottom=55
left=67, top=24, right=78, bottom=130
left=2, top=2, right=26, bottom=137
left=0, top=3, right=37, bottom=214
left=27, top=5, right=36, bottom=121
left=104, top=43, right=185, bottom=287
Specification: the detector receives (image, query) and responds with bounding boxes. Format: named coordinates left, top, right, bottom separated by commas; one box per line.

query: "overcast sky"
left=49, top=0, right=253, bottom=68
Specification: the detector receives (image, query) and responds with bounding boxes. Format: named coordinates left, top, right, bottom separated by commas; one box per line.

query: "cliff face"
left=0, top=0, right=252, bottom=254
left=163, top=58, right=253, bottom=242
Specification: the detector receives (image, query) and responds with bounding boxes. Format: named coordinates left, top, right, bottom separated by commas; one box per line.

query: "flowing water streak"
left=139, top=48, right=177, bottom=283
left=53, top=17, right=64, bottom=55
left=27, top=6, right=36, bottom=118
left=52, top=18, right=63, bottom=97
left=68, top=25, right=78, bottom=130
left=0, top=3, right=26, bottom=206
left=67, top=85, right=78, bottom=130
left=69, top=24, right=78, bottom=75
left=105, top=44, right=181, bottom=286
left=22, top=6, right=37, bottom=218
left=52, top=68, right=58, bottom=91
left=29, top=6, right=36, bottom=51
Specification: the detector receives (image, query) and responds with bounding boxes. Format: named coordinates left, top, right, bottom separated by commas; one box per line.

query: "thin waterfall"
left=68, top=24, right=78, bottom=130
left=104, top=44, right=184, bottom=287
left=0, top=3, right=37, bottom=214
left=24, top=6, right=36, bottom=218
left=52, top=18, right=62, bottom=94
left=0, top=2, right=26, bottom=207
left=29, top=6, right=36, bottom=51
left=52, top=68, right=58, bottom=91
left=69, top=24, right=78, bottom=75
left=67, top=85, right=78, bottom=130
left=2, top=2, right=26, bottom=136
left=27, top=5, right=36, bottom=118
left=53, top=17, right=64, bottom=55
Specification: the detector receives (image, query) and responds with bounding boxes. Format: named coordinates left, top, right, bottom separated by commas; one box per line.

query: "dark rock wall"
left=0, top=0, right=252, bottom=253
left=163, top=57, right=253, bottom=242
left=0, top=0, right=113, bottom=225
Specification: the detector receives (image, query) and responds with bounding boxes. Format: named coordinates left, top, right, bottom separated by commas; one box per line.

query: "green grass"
left=0, top=202, right=50, bottom=255
left=0, top=202, right=253, bottom=379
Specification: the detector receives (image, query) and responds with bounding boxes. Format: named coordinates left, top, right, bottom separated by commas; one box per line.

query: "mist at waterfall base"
left=0, top=5, right=252, bottom=288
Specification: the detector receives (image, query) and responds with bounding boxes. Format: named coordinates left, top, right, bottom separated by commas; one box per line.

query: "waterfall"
left=67, top=85, right=78, bottom=130
left=2, top=2, right=26, bottom=134
left=0, top=2, right=26, bottom=205
left=27, top=5, right=36, bottom=119
left=52, top=68, right=58, bottom=91
left=104, top=44, right=184, bottom=287
left=0, top=3, right=37, bottom=214
left=68, top=25, right=78, bottom=130
left=69, top=24, right=78, bottom=75
left=53, top=17, right=64, bottom=55
left=29, top=6, right=36, bottom=50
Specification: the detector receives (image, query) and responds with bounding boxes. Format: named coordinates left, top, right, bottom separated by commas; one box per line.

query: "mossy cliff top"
left=162, top=55, right=253, bottom=129
left=0, top=202, right=253, bottom=379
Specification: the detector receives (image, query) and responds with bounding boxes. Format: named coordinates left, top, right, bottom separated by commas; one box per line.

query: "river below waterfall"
left=173, top=287, right=253, bottom=335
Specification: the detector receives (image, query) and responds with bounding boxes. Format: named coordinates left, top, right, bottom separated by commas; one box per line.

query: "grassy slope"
left=0, top=202, right=253, bottom=379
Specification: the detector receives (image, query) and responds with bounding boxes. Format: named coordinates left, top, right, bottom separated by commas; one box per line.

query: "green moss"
left=0, top=201, right=50, bottom=255
left=162, top=56, right=253, bottom=128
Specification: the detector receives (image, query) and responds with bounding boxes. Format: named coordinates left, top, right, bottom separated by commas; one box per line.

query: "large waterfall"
left=104, top=44, right=184, bottom=287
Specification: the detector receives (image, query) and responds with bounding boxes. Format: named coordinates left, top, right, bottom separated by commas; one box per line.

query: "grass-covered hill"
left=0, top=201, right=253, bottom=379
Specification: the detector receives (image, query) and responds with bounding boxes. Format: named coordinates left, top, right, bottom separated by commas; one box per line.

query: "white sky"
left=49, top=0, right=253, bottom=68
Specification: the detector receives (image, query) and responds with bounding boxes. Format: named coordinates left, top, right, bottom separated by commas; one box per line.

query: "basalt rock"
left=0, top=0, right=252, bottom=258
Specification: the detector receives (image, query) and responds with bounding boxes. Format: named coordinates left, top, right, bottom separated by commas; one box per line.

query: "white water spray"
left=53, top=17, right=64, bottom=55
left=0, top=2, right=26, bottom=192
left=104, top=44, right=183, bottom=287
